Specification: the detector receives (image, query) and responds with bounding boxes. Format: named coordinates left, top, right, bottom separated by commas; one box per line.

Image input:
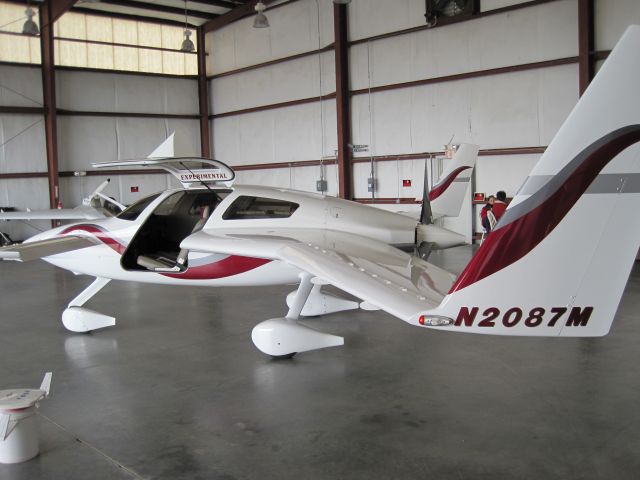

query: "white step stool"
left=0, top=373, right=52, bottom=464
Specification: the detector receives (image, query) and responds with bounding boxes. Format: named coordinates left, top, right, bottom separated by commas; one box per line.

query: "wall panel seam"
left=0, top=146, right=545, bottom=179
left=202, top=0, right=565, bottom=80
left=56, top=110, right=200, bottom=119
left=209, top=57, right=577, bottom=119
left=208, top=44, right=335, bottom=80
left=0, top=61, right=198, bottom=79
left=209, top=93, right=337, bottom=119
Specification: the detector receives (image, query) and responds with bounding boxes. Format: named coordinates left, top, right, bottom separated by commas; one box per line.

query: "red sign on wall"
left=131, top=186, right=139, bottom=193
left=402, top=179, right=412, bottom=187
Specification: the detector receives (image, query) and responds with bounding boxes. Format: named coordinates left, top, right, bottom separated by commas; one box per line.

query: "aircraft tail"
left=427, top=143, right=479, bottom=218
left=416, top=25, right=640, bottom=337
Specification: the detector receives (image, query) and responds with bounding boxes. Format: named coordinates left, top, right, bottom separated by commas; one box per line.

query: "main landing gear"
left=251, top=273, right=347, bottom=358
left=61, top=277, right=115, bottom=332
left=60, top=274, right=357, bottom=358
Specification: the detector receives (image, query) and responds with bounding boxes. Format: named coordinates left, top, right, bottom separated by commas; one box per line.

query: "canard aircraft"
left=2, top=25, right=640, bottom=359
left=0, top=136, right=478, bottom=358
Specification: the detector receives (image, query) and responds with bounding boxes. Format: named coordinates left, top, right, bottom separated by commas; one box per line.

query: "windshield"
left=117, top=193, right=161, bottom=221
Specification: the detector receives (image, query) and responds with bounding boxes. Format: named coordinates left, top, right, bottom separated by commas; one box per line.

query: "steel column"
left=578, top=0, right=594, bottom=96
left=39, top=1, right=60, bottom=209
left=333, top=3, right=351, bottom=200
left=197, top=27, right=211, bottom=158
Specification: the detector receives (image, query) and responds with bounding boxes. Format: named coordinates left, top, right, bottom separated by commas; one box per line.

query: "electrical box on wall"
left=368, top=178, right=376, bottom=193
left=316, top=179, right=327, bottom=192
left=350, top=144, right=369, bottom=153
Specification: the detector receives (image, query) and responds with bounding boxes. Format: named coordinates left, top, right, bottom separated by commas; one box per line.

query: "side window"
left=222, top=196, right=299, bottom=220
left=117, top=193, right=161, bottom=221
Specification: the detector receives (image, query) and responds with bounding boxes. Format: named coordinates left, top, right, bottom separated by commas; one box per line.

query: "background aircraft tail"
left=417, top=25, right=640, bottom=337
left=426, top=143, right=479, bottom=218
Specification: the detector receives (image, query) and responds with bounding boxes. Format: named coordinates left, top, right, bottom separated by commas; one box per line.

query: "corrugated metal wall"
left=0, top=66, right=198, bottom=239
left=2, top=0, right=640, bottom=241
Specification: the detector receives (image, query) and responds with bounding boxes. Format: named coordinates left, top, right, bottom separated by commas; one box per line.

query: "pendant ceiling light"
left=22, top=3, right=39, bottom=36
left=253, top=1, right=269, bottom=29
left=180, top=0, right=195, bottom=52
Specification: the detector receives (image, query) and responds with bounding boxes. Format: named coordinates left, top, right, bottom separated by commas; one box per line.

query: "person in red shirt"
left=492, top=190, right=508, bottom=221
left=480, top=195, right=495, bottom=232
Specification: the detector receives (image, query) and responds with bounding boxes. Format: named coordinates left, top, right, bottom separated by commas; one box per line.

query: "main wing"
left=181, top=228, right=456, bottom=322
left=0, top=235, right=98, bottom=261
left=0, top=207, right=105, bottom=221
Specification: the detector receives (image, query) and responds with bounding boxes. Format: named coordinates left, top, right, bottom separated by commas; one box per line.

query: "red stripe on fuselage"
left=450, top=126, right=640, bottom=293
left=58, top=224, right=271, bottom=280
left=163, top=256, right=272, bottom=280
left=61, top=224, right=126, bottom=254
left=428, top=166, right=471, bottom=201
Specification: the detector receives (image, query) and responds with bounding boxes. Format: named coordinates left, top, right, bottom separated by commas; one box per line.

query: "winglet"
left=39, top=372, right=52, bottom=397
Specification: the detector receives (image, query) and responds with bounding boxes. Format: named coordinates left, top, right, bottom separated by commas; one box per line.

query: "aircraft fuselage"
left=28, top=185, right=425, bottom=288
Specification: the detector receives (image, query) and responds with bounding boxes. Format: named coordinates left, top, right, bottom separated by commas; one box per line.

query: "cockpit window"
left=222, top=196, right=299, bottom=220
left=153, top=191, right=186, bottom=216
left=117, top=193, right=161, bottom=221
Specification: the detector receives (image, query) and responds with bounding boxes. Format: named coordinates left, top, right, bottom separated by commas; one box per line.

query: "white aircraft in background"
left=2, top=26, right=640, bottom=359
left=424, top=142, right=477, bottom=218
left=0, top=179, right=125, bottom=222
left=0, top=130, right=179, bottom=226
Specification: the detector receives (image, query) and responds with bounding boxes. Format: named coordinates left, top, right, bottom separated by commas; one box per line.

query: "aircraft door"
left=120, top=190, right=226, bottom=272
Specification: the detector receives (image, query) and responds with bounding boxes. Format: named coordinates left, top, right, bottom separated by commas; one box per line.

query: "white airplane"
left=0, top=179, right=125, bottom=222
left=366, top=142, right=477, bottom=220
left=0, top=142, right=475, bottom=354
left=2, top=25, right=639, bottom=359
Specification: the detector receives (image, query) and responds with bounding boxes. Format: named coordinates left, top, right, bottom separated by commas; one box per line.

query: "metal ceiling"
left=71, top=0, right=249, bottom=28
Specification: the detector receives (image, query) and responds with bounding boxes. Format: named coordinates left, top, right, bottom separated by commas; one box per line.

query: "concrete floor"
left=0, top=246, right=639, bottom=480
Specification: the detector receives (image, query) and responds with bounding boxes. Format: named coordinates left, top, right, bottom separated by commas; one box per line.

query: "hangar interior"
left=2, top=0, right=637, bottom=242
left=1, top=0, right=640, bottom=479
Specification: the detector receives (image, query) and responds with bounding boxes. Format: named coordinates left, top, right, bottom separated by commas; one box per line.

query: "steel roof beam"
left=70, top=7, right=200, bottom=28
left=96, top=0, right=217, bottom=20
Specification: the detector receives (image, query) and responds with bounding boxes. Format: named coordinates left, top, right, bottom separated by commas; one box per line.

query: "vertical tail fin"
left=417, top=26, right=640, bottom=337
left=428, top=143, right=479, bottom=218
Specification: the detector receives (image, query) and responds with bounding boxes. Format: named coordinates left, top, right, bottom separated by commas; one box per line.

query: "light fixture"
left=333, top=0, right=352, bottom=4
left=181, top=30, right=195, bottom=52
left=22, top=3, right=39, bottom=36
left=253, top=1, right=269, bottom=28
left=180, top=0, right=195, bottom=52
